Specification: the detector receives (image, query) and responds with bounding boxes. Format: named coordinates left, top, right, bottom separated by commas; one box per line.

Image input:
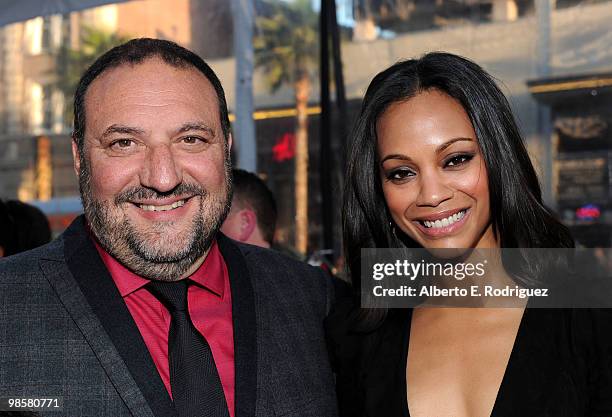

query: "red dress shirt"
left=94, top=239, right=235, bottom=417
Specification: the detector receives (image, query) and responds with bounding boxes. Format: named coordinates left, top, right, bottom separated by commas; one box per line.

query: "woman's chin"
left=422, top=246, right=474, bottom=260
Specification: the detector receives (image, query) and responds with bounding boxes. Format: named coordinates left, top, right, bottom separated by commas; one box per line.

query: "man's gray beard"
left=78, top=153, right=232, bottom=282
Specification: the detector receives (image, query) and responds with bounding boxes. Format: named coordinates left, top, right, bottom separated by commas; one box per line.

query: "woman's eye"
left=445, top=154, right=474, bottom=167
left=386, top=168, right=415, bottom=182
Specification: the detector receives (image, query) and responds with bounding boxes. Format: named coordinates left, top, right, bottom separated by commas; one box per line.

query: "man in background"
left=0, top=199, right=51, bottom=257
left=221, top=169, right=276, bottom=248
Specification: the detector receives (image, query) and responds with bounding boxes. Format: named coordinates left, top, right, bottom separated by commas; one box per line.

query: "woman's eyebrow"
left=436, top=137, right=474, bottom=153
left=380, top=137, right=475, bottom=165
left=380, top=154, right=413, bottom=164
left=380, top=153, right=412, bottom=167
left=380, top=137, right=475, bottom=164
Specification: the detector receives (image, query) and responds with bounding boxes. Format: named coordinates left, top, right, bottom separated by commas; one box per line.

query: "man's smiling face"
left=73, top=57, right=232, bottom=281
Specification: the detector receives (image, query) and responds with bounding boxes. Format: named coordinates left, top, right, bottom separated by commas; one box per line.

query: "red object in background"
left=48, top=213, right=79, bottom=235
left=576, top=204, right=601, bottom=220
left=272, top=132, right=296, bottom=162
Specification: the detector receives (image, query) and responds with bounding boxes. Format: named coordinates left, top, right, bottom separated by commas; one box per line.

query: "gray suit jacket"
left=0, top=216, right=338, bottom=417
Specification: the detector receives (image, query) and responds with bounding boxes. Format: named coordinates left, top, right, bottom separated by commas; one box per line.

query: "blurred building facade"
left=1, top=0, right=611, bottom=248
left=0, top=0, right=234, bottom=233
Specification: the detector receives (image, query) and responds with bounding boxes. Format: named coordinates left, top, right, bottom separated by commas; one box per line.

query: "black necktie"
left=147, top=279, right=230, bottom=417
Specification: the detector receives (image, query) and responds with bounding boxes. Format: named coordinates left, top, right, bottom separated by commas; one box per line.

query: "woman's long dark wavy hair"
left=344, top=52, right=574, bottom=330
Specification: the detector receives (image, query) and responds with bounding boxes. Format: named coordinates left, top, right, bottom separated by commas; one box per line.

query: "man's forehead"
left=83, top=57, right=221, bottom=134
left=85, top=57, right=218, bottom=103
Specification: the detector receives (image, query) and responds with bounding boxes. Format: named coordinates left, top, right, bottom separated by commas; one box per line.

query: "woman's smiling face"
left=377, top=89, right=497, bottom=249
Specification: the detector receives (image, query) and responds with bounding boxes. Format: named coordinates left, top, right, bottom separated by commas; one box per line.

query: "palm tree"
left=254, top=0, right=318, bottom=255
left=57, top=26, right=129, bottom=124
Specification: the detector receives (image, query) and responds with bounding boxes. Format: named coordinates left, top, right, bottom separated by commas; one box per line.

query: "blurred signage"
left=556, top=154, right=608, bottom=204
left=555, top=116, right=607, bottom=139
left=576, top=204, right=601, bottom=220
left=272, top=132, right=296, bottom=162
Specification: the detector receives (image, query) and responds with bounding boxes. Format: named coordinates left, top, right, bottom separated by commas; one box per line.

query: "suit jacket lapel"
left=41, top=216, right=176, bottom=417
left=217, top=234, right=257, bottom=417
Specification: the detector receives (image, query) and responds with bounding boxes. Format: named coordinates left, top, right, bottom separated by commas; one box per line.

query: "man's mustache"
left=114, top=183, right=207, bottom=204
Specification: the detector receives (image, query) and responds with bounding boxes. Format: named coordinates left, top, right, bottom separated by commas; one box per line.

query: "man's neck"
left=246, top=228, right=270, bottom=248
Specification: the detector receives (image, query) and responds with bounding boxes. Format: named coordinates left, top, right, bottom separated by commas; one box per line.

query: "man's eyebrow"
left=176, top=122, right=216, bottom=137
left=100, top=125, right=145, bottom=139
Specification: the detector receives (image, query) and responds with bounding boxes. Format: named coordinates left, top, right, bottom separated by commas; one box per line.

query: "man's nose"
left=415, top=172, right=453, bottom=207
left=140, top=144, right=182, bottom=192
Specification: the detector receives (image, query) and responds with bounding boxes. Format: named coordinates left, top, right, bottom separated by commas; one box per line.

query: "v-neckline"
left=402, top=307, right=530, bottom=417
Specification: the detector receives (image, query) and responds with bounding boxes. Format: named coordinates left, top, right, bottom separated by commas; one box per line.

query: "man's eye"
left=111, top=139, right=134, bottom=149
left=181, top=136, right=204, bottom=144
left=445, top=154, right=474, bottom=167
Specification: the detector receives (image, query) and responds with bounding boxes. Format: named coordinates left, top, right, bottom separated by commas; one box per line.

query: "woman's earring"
left=389, top=221, right=398, bottom=239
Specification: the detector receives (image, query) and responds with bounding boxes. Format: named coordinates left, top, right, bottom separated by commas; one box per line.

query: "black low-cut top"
left=325, top=300, right=612, bottom=417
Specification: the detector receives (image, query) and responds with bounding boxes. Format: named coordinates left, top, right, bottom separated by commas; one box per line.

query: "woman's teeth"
left=139, top=199, right=186, bottom=212
left=422, top=210, right=466, bottom=229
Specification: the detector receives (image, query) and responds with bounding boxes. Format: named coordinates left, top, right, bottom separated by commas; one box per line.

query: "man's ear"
left=239, top=208, right=257, bottom=242
left=71, top=139, right=81, bottom=178
left=0, top=245, right=4, bottom=258
left=225, top=132, right=234, bottom=162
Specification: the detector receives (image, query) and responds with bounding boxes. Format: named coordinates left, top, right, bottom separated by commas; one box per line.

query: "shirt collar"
left=93, top=236, right=225, bottom=299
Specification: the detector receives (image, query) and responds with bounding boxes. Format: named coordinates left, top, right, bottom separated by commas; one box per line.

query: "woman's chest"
left=357, top=309, right=590, bottom=417
left=406, top=308, right=524, bottom=417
